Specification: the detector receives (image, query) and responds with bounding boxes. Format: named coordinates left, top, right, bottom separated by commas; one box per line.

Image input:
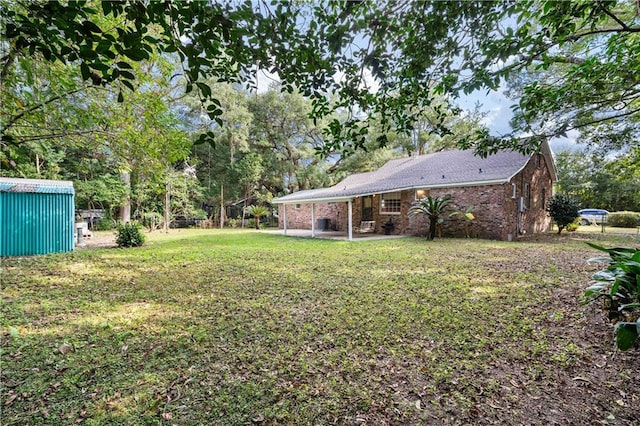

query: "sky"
left=456, top=87, right=579, bottom=154
left=255, top=69, right=578, bottom=156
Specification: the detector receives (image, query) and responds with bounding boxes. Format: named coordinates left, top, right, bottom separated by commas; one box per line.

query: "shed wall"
left=1, top=192, right=75, bottom=256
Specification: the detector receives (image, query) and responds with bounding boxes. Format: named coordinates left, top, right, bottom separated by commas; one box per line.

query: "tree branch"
left=3, top=87, right=91, bottom=134
left=7, top=129, right=110, bottom=144
left=597, top=2, right=634, bottom=32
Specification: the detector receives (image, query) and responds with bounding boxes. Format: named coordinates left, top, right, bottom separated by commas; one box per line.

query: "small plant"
left=408, top=195, right=452, bottom=240
left=142, top=212, right=162, bottom=232
left=449, top=205, right=475, bottom=238
left=566, top=217, right=581, bottom=232
left=245, top=205, right=269, bottom=230
left=96, top=217, right=116, bottom=231
left=584, top=243, right=640, bottom=351
left=226, top=218, right=240, bottom=228
left=547, top=194, right=580, bottom=234
left=115, top=222, right=146, bottom=248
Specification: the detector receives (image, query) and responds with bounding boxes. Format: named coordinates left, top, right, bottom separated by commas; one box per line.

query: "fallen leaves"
left=1, top=231, right=638, bottom=425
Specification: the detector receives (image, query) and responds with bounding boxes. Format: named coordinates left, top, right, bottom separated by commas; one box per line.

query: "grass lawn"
left=1, top=230, right=638, bottom=425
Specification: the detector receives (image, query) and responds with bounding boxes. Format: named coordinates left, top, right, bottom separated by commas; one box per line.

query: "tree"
left=555, top=148, right=640, bottom=212
left=3, top=1, right=638, bottom=156
left=547, top=194, right=580, bottom=234
left=502, top=1, right=640, bottom=153
left=249, top=88, right=329, bottom=193
left=245, top=205, right=269, bottom=230
left=408, top=195, right=452, bottom=241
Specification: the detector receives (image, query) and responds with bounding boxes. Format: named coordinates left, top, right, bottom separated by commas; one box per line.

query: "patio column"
left=311, top=203, right=316, bottom=238
left=347, top=199, right=353, bottom=241
left=283, top=204, right=287, bottom=235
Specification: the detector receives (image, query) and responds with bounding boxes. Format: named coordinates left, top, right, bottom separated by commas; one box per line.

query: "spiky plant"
left=246, top=205, right=269, bottom=229
left=408, top=195, right=452, bottom=240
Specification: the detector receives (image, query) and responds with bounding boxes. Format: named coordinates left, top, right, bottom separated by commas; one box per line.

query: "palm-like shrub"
left=408, top=195, right=452, bottom=240
left=246, top=205, right=269, bottom=229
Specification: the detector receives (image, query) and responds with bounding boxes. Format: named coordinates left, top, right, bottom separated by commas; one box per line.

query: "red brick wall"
left=277, top=154, right=553, bottom=240
left=278, top=202, right=346, bottom=231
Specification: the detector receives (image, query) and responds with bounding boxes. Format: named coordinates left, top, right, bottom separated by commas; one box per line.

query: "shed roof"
left=0, top=178, right=75, bottom=195
left=274, top=144, right=555, bottom=204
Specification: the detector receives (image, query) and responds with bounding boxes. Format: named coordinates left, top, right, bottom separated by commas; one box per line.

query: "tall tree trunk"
left=219, top=183, right=225, bottom=229
left=163, top=179, right=170, bottom=233
left=119, top=171, right=131, bottom=223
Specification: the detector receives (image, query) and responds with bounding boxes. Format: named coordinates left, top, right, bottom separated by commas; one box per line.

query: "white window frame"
left=380, top=192, right=402, bottom=214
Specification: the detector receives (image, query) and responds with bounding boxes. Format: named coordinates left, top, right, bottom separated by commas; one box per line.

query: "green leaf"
left=82, top=20, right=102, bottom=34
left=614, top=322, right=638, bottom=351
left=117, top=90, right=124, bottom=103
left=196, top=82, right=212, bottom=98
left=121, top=79, right=135, bottom=91
left=80, top=62, right=91, bottom=81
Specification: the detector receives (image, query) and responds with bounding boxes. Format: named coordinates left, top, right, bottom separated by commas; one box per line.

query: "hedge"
left=607, top=211, right=640, bottom=228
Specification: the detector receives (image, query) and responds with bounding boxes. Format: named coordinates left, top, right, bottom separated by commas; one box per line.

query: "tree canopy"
left=3, top=0, right=638, bottom=156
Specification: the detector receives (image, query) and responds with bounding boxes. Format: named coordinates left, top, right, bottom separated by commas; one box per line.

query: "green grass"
left=1, top=230, right=638, bottom=425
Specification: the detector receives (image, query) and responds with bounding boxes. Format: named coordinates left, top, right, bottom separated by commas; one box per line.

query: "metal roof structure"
left=0, top=177, right=74, bottom=195
left=274, top=142, right=556, bottom=204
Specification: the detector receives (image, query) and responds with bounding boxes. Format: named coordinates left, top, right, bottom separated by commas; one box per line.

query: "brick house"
left=273, top=141, right=556, bottom=241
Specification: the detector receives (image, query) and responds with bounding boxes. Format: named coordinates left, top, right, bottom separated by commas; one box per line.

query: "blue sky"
left=255, top=69, right=577, bottom=155
left=457, top=88, right=578, bottom=154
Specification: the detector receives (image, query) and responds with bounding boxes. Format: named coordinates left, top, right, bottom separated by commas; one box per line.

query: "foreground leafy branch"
left=585, top=244, right=640, bottom=351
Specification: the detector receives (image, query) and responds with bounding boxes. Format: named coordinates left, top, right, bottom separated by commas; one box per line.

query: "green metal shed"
left=0, top=177, right=75, bottom=257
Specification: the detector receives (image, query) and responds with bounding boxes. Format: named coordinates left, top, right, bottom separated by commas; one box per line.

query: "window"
left=295, top=204, right=301, bottom=209
left=415, top=189, right=430, bottom=200
left=381, top=192, right=401, bottom=214
left=511, top=183, right=517, bottom=199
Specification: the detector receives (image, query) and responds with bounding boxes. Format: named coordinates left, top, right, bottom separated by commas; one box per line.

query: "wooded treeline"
left=2, top=1, right=638, bottom=225
left=1, top=46, right=488, bottom=228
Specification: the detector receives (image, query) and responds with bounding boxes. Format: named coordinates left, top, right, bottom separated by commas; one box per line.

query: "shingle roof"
left=274, top=146, right=550, bottom=204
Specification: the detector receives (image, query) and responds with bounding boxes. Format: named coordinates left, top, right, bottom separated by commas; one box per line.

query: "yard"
left=1, top=230, right=638, bottom=425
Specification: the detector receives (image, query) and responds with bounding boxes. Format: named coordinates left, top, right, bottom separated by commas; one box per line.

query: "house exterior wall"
left=279, top=202, right=346, bottom=231
left=277, top=154, right=553, bottom=240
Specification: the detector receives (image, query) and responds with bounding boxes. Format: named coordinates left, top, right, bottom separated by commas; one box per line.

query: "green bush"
left=547, top=194, right=580, bottom=234
left=96, top=217, right=115, bottom=231
left=226, top=218, right=240, bottom=228
left=585, top=244, right=640, bottom=351
left=115, top=222, right=146, bottom=248
left=607, top=211, right=640, bottom=228
left=566, top=217, right=581, bottom=232
left=142, top=212, right=163, bottom=231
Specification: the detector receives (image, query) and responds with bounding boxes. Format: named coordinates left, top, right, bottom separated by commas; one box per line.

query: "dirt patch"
left=78, top=232, right=117, bottom=249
